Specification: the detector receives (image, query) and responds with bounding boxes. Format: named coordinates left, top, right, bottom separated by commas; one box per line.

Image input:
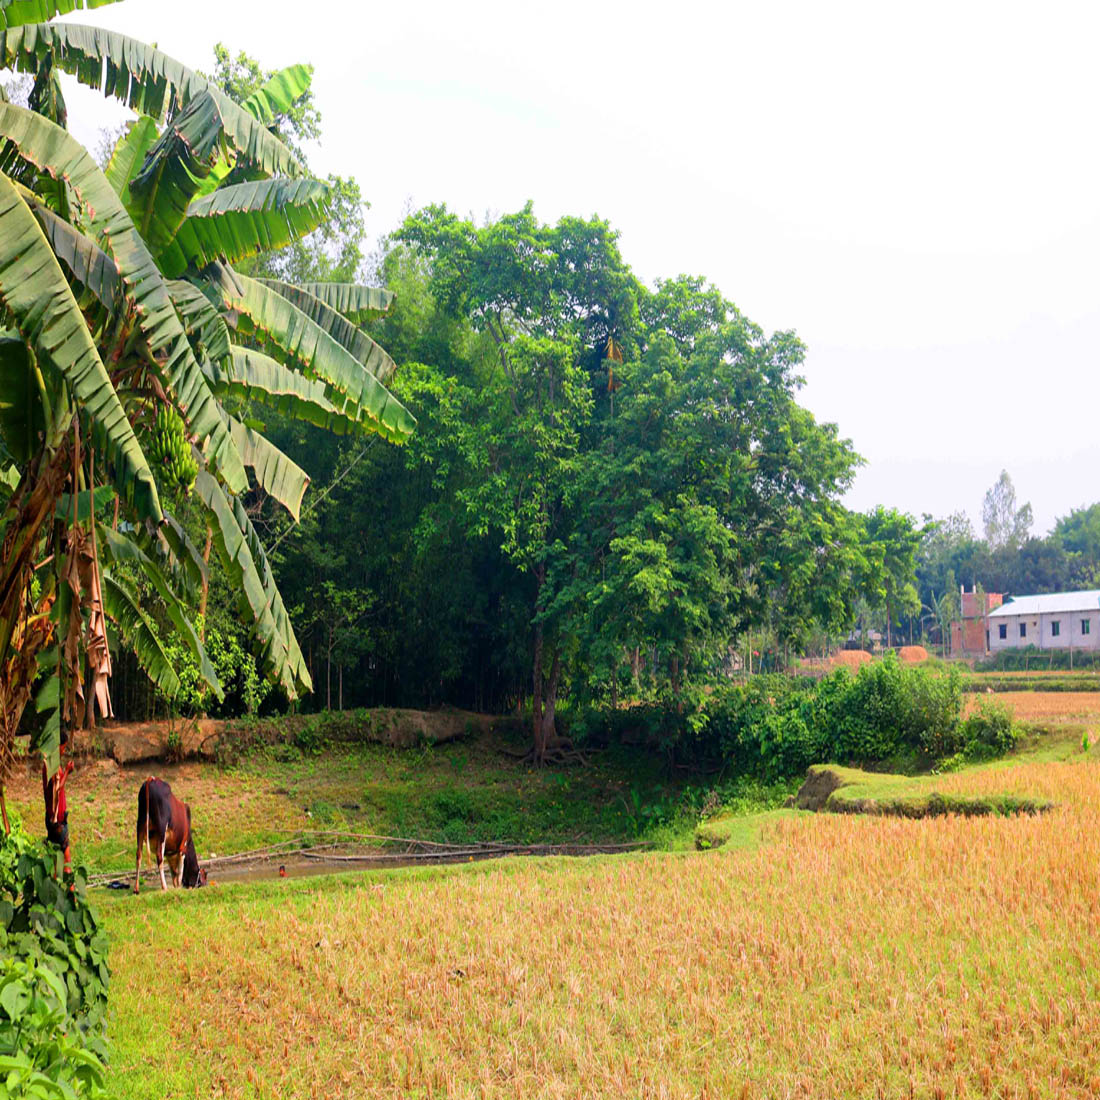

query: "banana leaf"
left=160, top=177, right=329, bottom=279
left=103, top=115, right=158, bottom=199
left=226, top=412, right=309, bottom=522
left=99, top=523, right=222, bottom=697
left=0, top=23, right=303, bottom=177
left=240, top=63, right=311, bottom=125
left=0, top=333, right=39, bottom=463
left=297, top=282, right=394, bottom=322
left=0, top=0, right=120, bottom=30
left=168, top=279, right=231, bottom=367
left=101, top=572, right=180, bottom=697
left=126, top=90, right=226, bottom=254
left=210, top=347, right=362, bottom=436
left=207, top=265, right=414, bottom=444
left=159, top=511, right=208, bottom=598
left=0, top=103, right=248, bottom=493
left=258, top=277, right=395, bottom=384
left=18, top=184, right=121, bottom=307
left=194, top=470, right=310, bottom=698
left=0, top=168, right=160, bottom=519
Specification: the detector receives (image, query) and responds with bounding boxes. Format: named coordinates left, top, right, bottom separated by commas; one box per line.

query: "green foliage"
left=268, top=206, right=866, bottom=731
left=826, top=656, right=962, bottom=761
left=159, top=617, right=269, bottom=718
left=974, top=647, right=1100, bottom=672
left=956, top=699, right=1019, bottom=760
left=592, top=658, right=965, bottom=780
left=0, top=820, right=113, bottom=1099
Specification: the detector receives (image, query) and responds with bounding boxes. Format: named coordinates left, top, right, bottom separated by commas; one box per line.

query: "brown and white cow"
left=134, top=777, right=206, bottom=892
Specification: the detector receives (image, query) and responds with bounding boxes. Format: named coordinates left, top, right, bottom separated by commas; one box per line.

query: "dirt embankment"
left=789, top=766, right=850, bottom=811
left=93, top=707, right=497, bottom=766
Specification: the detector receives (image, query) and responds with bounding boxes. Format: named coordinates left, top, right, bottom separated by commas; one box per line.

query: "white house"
left=986, top=590, right=1100, bottom=652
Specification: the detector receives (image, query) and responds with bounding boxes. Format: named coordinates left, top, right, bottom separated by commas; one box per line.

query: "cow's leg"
left=134, top=824, right=146, bottom=894
left=169, top=852, right=181, bottom=888
left=158, top=834, right=168, bottom=891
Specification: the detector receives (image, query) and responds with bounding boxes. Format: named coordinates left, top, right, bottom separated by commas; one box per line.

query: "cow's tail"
left=134, top=778, right=152, bottom=894
left=136, top=778, right=151, bottom=847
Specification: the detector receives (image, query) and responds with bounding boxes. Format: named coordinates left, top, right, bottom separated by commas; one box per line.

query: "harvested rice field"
left=101, top=752, right=1100, bottom=1099
left=966, top=690, right=1100, bottom=726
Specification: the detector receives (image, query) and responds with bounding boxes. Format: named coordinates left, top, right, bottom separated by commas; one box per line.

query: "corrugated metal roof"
left=988, top=590, right=1100, bottom=617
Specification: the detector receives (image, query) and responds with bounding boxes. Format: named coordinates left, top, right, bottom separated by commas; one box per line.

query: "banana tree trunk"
left=0, top=446, right=69, bottom=787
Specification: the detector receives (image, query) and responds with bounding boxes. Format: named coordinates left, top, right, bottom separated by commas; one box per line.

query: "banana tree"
left=0, top=1, right=414, bottom=846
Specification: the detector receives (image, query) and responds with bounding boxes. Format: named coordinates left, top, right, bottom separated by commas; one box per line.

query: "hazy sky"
left=58, top=0, right=1100, bottom=536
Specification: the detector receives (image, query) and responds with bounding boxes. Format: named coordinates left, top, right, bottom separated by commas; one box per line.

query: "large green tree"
left=383, top=209, right=862, bottom=760
left=0, top=3, right=413, bottom=832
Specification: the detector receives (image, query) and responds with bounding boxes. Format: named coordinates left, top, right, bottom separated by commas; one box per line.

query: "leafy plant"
left=0, top=819, right=112, bottom=1099
left=958, top=699, right=1018, bottom=760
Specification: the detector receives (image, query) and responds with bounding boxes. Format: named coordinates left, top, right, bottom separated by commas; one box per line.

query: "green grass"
left=793, top=763, right=1054, bottom=817
left=7, top=728, right=794, bottom=875
left=693, top=807, right=800, bottom=849
left=962, top=674, right=1100, bottom=692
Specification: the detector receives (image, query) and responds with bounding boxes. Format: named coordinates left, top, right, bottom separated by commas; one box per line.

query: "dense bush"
left=581, top=657, right=973, bottom=780
left=161, top=618, right=271, bottom=718
left=703, top=657, right=963, bottom=779
left=0, top=820, right=113, bottom=1099
left=958, top=700, right=1019, bottom=759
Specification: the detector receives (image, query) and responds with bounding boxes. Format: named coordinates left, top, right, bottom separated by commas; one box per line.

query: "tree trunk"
left=631, top=646, right=640, bottom=689
left=325, top=632, right=333, bottom=711
left=540, top=649, right=561, bottom=753
left=532, top=621, right=545, bottom=764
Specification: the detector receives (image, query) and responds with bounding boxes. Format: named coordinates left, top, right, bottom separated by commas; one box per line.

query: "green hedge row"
left=974, top=647, right=1100, bottom=672
left=580, top=657, right=1017, bottom=780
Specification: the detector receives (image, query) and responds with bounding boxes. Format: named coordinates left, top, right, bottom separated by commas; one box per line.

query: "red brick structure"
left=950, top=587, right=1003, bottom=656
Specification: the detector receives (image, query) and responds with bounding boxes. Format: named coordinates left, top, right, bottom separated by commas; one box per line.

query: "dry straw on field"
left=106, top=758, right=1100, bottom=1099
left=827, top=649, right=872, bottom=670
left=966, top=691, right=1100, bottom=725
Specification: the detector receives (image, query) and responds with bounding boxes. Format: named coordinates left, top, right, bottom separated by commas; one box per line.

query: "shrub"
left=821, top=657, right=963, bottom=762
left=160, top=618, right=271, bottom=718
left=585, top=660, right=968, bottom=780
left=959, top=700, right=1018, bottom=759
left=0, top=819, right=113, bottom=1099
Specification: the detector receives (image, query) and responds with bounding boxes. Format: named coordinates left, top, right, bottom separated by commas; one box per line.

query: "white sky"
left=57, top=0, right=1100, bottom=536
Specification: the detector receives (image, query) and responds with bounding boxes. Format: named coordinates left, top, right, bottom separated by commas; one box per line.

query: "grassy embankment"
left=4, top=723, right=793, bottom=874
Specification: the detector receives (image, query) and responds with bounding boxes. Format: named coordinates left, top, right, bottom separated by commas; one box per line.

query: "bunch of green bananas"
left=146, top=403, right=199, bottom=493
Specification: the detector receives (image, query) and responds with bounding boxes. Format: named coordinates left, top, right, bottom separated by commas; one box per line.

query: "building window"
left=998, top=623, right=1007, bottom=640
left=1052, top=621, right=1061, bottom=638
left=1084, top=619, right=1091, bottom=636
left=1020, top=623, right=1027, bottom=638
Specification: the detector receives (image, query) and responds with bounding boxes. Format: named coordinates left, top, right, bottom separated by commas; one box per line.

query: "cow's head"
left=182, top=833, right=206, bottom=888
